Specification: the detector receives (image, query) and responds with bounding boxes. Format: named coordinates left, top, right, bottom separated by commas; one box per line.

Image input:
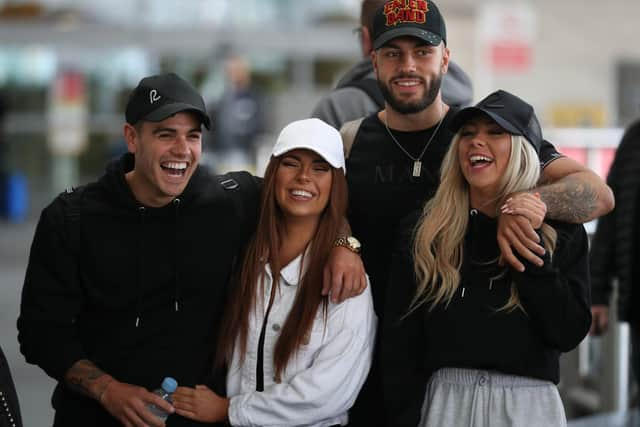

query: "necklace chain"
left=383, top=105, right=444, bottom=164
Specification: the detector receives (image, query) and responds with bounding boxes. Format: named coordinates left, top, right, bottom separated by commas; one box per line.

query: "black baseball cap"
left=125, top=72, right=211, bottom=129
left=449, top=90, right=543, bottom=153
left=372, top=0, right=446, bottom=50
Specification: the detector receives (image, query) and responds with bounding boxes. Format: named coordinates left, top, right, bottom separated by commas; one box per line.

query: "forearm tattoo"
left=66, top=359, right=110, bottom=400
left=538, top=176, right=599, bottom=223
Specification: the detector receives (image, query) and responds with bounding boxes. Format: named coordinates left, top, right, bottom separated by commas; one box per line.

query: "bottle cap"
left=161, top=377, right=178, bottom=393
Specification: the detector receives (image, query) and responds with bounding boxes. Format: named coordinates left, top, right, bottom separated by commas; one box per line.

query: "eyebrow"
left=283, top=154, right=330, bottom=164
left=151, top=127, right=202, bottom=135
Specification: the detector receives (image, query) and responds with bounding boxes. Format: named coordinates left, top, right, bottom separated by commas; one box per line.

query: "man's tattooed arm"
left=537, top=175, right=600, bottom=223
left=536, top=156, right=614, bottom=223
left=65, top=359, right=115, bottom=402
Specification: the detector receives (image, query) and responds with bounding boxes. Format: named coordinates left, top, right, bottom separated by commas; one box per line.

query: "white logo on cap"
left=149, top=89, right=161, bottom=104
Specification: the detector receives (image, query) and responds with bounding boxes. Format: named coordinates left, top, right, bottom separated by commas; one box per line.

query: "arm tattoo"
left=65, top=359, right=110, bottom=400
left=537, top=176, right=599, bottom=223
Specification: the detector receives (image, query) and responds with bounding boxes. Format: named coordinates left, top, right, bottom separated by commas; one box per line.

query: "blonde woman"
left=382, top=90, right=591, bottom=427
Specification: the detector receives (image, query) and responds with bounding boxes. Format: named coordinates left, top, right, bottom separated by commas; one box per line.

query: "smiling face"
left=372, top=36, right=449, bottom=114
left=124, top=111, right=202, bottom=207
left=274, top=149, right=333, bottom=226
left=457, top=114, right=512, bottom=209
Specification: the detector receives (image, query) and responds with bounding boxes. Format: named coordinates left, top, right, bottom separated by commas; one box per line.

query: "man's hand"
left=172, top=385, right=229, bottom=423
left=100, top=380, right=174, bottom=427
left=590, top=305, right=610, bottom=336
left=497, top=212, right=546, bottom=273
left=322, top=246, right=367, bottom=303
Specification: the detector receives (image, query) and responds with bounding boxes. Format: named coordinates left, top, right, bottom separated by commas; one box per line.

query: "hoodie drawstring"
left=173, top=198, right=181, bottom=313
left=135, top=206, right=146, bottom=327
left=461, top=208, right=479, bottom=299
left=134, top=199, right=182, bottom=328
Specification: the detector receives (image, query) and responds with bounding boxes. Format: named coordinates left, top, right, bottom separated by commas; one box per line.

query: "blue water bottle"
left=147, top=377, right=178, bottom=420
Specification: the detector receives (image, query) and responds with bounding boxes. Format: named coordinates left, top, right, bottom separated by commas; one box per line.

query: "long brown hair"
left=215, top=155, right=348, bottom=380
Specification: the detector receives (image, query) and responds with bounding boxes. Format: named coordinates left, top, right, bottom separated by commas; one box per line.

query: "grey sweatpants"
left=419, top=368, right=567, bottom=427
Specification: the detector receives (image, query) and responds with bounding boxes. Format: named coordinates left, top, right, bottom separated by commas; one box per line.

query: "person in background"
left=311, top=0, right=473, bottom=130
left=383, top=90, right=591, bottom=426
left=171, top=118, right=376, bottom=426
left=207, top=54, right=266, bottom=174
left=590, top=118, right=640, bottom=391
left=17, top=73, right=364, bottom=427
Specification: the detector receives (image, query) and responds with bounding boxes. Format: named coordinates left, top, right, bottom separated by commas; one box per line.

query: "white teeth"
left=470, top=155, right=492, bottom=163
left=396, top=80, right=420, bottom=87
left=291, top=190, right=313, bottom=198
left=163, top=162, right=187, bottom=170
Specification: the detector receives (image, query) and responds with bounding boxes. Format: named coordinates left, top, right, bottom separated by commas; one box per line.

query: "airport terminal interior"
left=1, top=0, right=640, bottom=425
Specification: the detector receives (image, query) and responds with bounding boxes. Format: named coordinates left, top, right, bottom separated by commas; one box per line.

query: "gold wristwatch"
left=334, top=236, right=362, bottom=254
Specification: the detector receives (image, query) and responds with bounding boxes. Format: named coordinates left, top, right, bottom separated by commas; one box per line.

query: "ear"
left=123, top=123, right=138, bottom=154
left=361, top=26, right=373, bottom=56
left=371, top=49, right=379, bottom=73
left=441, top=46, right=451, bottom=74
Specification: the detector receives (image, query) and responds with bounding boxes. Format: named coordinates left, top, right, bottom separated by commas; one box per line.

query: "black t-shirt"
left=346, top=110, right=561, bottom=317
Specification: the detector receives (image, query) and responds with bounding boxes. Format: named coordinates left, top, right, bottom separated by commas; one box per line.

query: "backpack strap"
left=218, top=171, right=263, bottom=232
left=339, top=117, right=365, bottom=159
left=58, top=185, right=87, bottom=257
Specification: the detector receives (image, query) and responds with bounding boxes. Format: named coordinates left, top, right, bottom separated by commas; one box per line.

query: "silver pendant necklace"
left=383, top=104, right=444, bottom=177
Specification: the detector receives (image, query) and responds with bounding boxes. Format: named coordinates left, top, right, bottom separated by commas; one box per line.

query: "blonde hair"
left=411, top=134, right=557, bottom=313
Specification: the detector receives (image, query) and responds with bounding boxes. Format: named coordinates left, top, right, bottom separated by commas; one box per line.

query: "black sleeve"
left=589, top=209, right=616, bottom=306
left=17, top=200, right=86, bottom=382
left=539, top=139, right=564, bottom=169
left=512, top=223, right=592, bottom=352
left=588, top=122, right=637, bottom=306
left=381, top=212, right=427, bottom=427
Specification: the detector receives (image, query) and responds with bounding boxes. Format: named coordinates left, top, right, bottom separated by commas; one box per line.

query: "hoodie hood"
left=99, top=152, right=211, bottom=211
left=335, top=59, right=376, bottom=89
left=335, top=58, right=473, bottom=109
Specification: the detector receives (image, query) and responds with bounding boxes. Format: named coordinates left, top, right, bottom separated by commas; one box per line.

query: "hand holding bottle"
left=100, top=378, right=175, bottom=427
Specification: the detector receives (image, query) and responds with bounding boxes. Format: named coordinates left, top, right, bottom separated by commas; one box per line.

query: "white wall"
left=439, top=0, right=640, bottom=127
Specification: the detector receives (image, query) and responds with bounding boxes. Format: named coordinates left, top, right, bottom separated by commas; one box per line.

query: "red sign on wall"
left=489, top=41, right=532, bottom=72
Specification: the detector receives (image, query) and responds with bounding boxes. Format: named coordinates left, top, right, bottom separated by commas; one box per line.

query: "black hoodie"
left=18, top=153, right=260, bottom=426
left=382, top=209, right=592, bottom=426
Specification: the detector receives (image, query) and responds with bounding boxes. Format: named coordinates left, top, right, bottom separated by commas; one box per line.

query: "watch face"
left=347, top=236, right=361, bottom=249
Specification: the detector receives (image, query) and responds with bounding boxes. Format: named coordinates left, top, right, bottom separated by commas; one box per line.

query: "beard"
left=378, top=71, right=443, bottom=115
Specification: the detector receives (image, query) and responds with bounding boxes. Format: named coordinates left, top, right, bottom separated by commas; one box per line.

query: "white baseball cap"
left=271, top=118, right=346, bottom=173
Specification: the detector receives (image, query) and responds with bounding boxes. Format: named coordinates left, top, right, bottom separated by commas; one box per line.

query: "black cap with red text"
left=372, top=0, right=447, bottom=50
left=125, top=72, right=211, bottom=129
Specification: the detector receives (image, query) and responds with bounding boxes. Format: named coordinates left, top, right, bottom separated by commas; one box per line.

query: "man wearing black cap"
left=310, top=0, right=473, bottom=130
left=16, top=73, right=364, bottom=427
left=343, top=1, right=613, bottom=426
left=17, top=72, right=245, bottom=427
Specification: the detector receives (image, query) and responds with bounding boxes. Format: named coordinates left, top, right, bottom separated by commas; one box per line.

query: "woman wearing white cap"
left=382, top=90, right=591, bottom=427
left=172, top=118, right=376, bottom=426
